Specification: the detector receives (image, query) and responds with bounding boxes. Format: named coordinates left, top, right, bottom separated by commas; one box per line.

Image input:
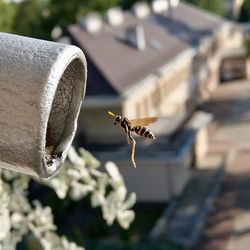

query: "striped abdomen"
left=133, top=126, right=155, bottom=139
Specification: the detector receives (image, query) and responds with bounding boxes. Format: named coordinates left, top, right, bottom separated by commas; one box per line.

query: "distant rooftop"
left=68, top=2, right=225, bottom=96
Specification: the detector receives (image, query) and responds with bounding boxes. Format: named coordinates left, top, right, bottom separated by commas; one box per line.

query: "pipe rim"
left=39, top=46, right=87, bottom=177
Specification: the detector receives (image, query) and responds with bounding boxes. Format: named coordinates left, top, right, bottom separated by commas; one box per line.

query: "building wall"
left=108, top=158, right=192, bottom=202
left=122, top=31, right=226, bottom=124
left=122, top=51, right=195, bottom=120
left=217, top=25, right=242, bottom=53
left=191, top=23, right=244, bottom=100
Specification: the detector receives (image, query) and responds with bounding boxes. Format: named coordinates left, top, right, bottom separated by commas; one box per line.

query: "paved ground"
left=196, top=80, right=250, bottom=250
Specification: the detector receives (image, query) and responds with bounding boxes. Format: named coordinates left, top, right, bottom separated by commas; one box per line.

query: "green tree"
left=245, top=35, right=250, bottom=58
left=3, top=0, right=149, bottom=40
left=13, top=0, right=46, bottom=38
left=238, top=0, right=250, bottom=22
left=184, top=0, right=225, bottom=16
left=77, top=0, right=120, bottom=16
left=119, top=0, right=152, bottom=10
left=46, top=0, right=119, bottom=36
left=0, top=0, right=16, bottom=33
left=244, top=0, right=250, bottom=13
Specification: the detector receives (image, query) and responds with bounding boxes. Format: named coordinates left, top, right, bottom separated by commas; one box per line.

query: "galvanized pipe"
left=0, top=32, right=87, bottom=177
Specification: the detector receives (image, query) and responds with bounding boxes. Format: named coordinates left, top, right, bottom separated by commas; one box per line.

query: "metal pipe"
left=0, top=32, right=87, bottom=177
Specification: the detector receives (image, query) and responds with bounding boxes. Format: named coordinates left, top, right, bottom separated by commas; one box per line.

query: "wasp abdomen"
left=133, top=126, right=155, bottom=139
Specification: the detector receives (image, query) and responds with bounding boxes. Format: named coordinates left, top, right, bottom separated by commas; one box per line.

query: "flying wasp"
left=107, top=111, right=157, bottom=168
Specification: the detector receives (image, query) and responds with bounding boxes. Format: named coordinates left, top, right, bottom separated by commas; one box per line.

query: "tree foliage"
left=13, top=0, right=47, bottom=38
left=46, top=0, right=119, bottom=37
left=245, top=35, right=250, bottom=58
left=184, top=0, right=225, bottom=17
left=119, top=0, right=147, bottom=10
left=244, top=0, right=250, bottom=12
left=0, top=0, right=16, bottom=33
left=1, top=0, right=148, bottom=39
left=238, top=0, right=250, bottom=22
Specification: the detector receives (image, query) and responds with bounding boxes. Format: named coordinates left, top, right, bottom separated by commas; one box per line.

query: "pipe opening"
left=45, top=58, right=85, bottom=167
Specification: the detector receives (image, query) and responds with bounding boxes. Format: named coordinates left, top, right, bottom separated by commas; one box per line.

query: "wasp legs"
left=126, top=132, right=131, bottom=145
left=130, top=137, right=136, bottom=168
left=127, top=131, right=136, bottom=168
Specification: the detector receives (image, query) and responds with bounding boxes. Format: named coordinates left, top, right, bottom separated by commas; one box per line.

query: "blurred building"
left=68, top=0, right=244, bottom=202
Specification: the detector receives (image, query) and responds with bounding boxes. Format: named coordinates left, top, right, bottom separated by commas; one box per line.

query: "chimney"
left=125, top=25, right=146, bottom=51
left=105, top=7, right=124, bottom=26
left=133, top=2, right=151, bottom=19
left=51, top=25, right=62, bottom=41
left=169, top=0, right=180, bottom=8
left=151, top=0, right=169, bottom=14
left=80, top=13, right=103, bottom=33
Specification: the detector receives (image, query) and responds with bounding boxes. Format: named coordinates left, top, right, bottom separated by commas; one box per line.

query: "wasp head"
left=114, top=115, right=122, bottom=125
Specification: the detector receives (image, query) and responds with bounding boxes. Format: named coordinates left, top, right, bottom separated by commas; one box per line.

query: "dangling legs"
left=128, top=131, right=136, bottom=168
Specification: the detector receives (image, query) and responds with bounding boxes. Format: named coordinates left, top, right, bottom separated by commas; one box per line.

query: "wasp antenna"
left=107, top=111, right=116, bottom=117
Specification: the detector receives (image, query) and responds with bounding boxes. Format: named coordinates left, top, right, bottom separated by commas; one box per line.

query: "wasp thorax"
left=114, top=115, right=122, bottom=125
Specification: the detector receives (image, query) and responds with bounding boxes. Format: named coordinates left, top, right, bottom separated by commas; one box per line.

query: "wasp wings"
left=130, top=117, right=157, bottom=127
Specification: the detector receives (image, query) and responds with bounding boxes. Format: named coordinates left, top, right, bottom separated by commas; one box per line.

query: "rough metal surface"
left=0, top=32, right=87, bottom=177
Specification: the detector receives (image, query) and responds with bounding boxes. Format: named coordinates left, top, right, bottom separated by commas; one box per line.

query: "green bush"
left=245, top=35, right=250, bottom=58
